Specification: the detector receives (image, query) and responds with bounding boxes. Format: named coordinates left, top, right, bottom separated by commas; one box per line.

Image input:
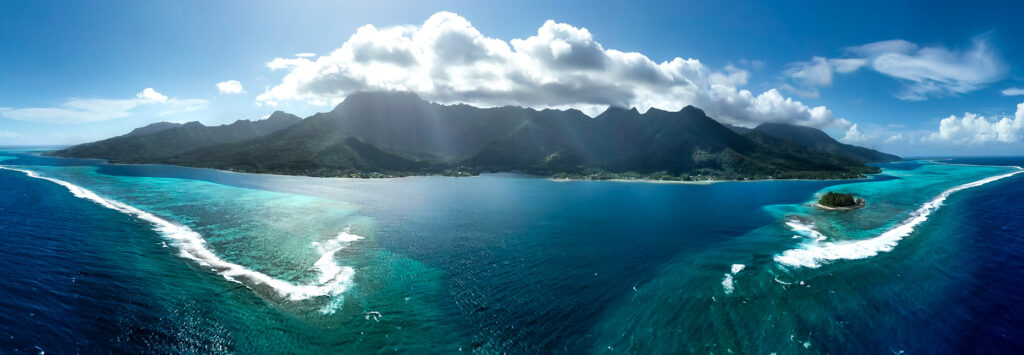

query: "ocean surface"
left=1, top=149, right=1022, bottom=354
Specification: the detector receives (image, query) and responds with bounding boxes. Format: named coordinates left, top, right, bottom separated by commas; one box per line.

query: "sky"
left=1, top=0, right=1023, bottom=156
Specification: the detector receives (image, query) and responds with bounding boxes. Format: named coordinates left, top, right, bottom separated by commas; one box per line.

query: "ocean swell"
left=0, top=166, right=359, bottom=310
left=775, top=167, right=1023, bottom=269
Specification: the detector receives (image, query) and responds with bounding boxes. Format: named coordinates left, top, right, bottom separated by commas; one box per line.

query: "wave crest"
left=775, top=168, right=1023, bottom=269
left=1, top=166, right=359, bottom=312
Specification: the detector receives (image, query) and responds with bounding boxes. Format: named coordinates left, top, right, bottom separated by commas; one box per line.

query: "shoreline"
left=28, top=149, right=882, bottom=185
left=813, top=201, right=865, bottom=211
left=563, top=174, right=878, bottom=185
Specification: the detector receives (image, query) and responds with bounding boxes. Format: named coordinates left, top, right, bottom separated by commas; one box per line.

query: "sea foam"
left=722, top=264, right=745, bottom=294
left=730, top=264, right=745, bottom=274
left=786, top=219, right=827, bottom=242
left=721, top=274, right=735, bottom=294
left=774, top=167, right=1023, bottom=268
left=311, top=229, right=363, bottom=314
left=0, top=166, right=359, bottom=309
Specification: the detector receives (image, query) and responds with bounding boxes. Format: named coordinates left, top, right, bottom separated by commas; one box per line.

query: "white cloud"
left=738, top=59, right=765, bottom=70
left=786, top=35, right=1006, bottom=100
left=159, top=98, right=210, bottom=116
left=783, top=57, right=868, bottom=96
left=885, top=133, right=904, bottom=143
left=708, top=65, right=750, bottom=87
left=295, top=52, right=316, bottom=58
left=925, top=102, right=1024, bottom=144
left=0, top=88, right=208, bottom=123
left=216, top=80, right=245, bottom=94
left=840, top=124, right=873, bottom=145
left=850, top=36, right=1007, bottom=100
left=849, top=39, right=918, bottom=57
left=786, top=57, right=832, bottom=88
left=0, top=130, right=21, bottom=139
left=256, top=11, right=849, bottom=129
left=135, top=88, right=168, bottom=103
left=307, top=99, right=329, bottom=106
left=829, top=58, right=869, bottom=73
left=1003, top=87, right=1024, bottom=96
left=702, top=87, right=849, bottom=129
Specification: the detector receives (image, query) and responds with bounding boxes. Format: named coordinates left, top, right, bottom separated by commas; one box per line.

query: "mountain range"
left=57, top=111, right=301, bottom=162
left=51, top=91, right=900, bottom=180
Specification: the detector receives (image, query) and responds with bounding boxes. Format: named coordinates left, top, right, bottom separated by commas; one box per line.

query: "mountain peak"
left=679, top=105, right=707, bottom=116
left=327, top=91, right=431, bottom=117
left=334, top=91, right=425, bottom=110
left=266, top=110, right=301, bottom=122
left=596, top=106, right=640, bottom=119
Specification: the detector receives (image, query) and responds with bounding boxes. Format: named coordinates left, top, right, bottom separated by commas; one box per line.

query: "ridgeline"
left=51, top=91, right=901, bottom=181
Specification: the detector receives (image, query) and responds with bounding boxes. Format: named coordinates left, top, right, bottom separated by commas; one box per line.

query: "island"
left=817, top=191, right=865, bottom=210
left=50, top=91, right=901, bottom=181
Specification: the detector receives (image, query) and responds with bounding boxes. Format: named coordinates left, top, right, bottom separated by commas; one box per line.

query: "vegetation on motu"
left=818, top=191, right=865, bottom=208
left=51, top=91, right=900, bottom=181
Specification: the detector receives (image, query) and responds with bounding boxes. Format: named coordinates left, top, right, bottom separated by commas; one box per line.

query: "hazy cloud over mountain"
left=840, top=124, right=874, bottom=145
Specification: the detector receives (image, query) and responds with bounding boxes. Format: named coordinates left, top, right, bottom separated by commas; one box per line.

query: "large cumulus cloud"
left=926, top=103, right=1024, bottom=144
left=257, top=12, right=847, bottom=129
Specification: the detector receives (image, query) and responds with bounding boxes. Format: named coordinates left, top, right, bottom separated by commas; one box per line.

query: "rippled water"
left=1, top=150, right=1022, bottom=353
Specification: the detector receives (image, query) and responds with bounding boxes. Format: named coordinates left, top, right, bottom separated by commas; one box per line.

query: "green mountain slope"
left=167, top=118, right=429, bottom=177
left=52, top=91, right=899, bottom=180
left=52, top=111, right=302, bottom=162
left=754, top=122, right=901, bottom=163
left=466, top=105, right=879, bottom=179
left=314, top=91, right=558, bottom=160
left=124, top=122, right=182, bottom=137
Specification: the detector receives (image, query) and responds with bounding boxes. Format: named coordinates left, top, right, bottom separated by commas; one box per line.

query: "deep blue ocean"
left=1, top=149, right=1022, bottom=353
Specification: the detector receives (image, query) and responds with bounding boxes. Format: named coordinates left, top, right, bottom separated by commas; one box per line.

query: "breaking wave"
left=774, top=167, right=1023, bottom=269
left=0, top=166, right=359, bottom=311
left=722, top=263, right=745, bottom=294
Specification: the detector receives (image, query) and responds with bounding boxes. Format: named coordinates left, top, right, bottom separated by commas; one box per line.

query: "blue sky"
left=1, top=0, right=1023, bottom=156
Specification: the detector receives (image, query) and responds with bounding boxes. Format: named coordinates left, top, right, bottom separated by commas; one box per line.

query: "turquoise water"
left=0, top=151, right=1022, bottom=353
